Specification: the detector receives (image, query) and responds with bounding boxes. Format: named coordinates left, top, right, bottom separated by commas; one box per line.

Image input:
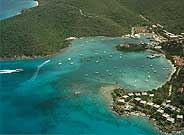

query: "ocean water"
left=0, top=37, right=175, bottom=134
left=0, top=0, right=38, bottom=20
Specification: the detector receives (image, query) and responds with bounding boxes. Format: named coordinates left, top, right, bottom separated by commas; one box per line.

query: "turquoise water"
left=0, top=0, right=38, bottom=20
left=0, top=37, right=174, bottom=134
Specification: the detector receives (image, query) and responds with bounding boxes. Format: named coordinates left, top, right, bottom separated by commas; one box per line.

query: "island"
left=116, top=43, right=147, bottom=52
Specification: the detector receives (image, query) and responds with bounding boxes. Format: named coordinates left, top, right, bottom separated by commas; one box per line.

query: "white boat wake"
left=0, top=69, right=23, bottom=74
left=31, top=60, right=50, bottom=80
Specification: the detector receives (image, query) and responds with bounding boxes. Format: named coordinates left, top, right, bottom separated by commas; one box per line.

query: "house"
left=165, top=104, right=176, bottom=111
left=135, top=93, right=141, bottom=96
left=122, top=95, right=130, bottom=102
left=128, top=93, right=134, bottom=96
left=161, top=102, right=166, bottom=106
left=149, top=94, right=154, bottom=97
left=147, top=102, right=154, bottom=106
left=152, top=25, right=157, bottom=28
left=142, top=92, right=148, bottom=96
left=167, top=117, right=175, bottom=124
left=176, top=115, right=183, bottom=122
left=122, top=95, right=129, bottom=99
left=166, top=100, right=171, bottom=103
left=154, top=46, right=162, bottom=49
left=162, top=113, right=170, bottom=120
left=120, top=44, right=130, bottom=48
left=176, top=108, right=181, bottom=113
left=134, top=97, right=141, bottom=103
left=173, top=56, right=184, bottom=67
left=117, top=99, right=125, bottom=105
left=169, top=35, right=179, bottom=39
left=153, top=104, right=160, bottom=109
left=140, top=100, right=147, bottom=105
left=157, top=108, right=164, bottom=114
left=157, top=23, right=164, bottom=28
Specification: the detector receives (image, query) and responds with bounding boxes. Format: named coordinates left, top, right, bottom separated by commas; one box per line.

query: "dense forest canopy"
left=0, top=0, right=184, bottom=58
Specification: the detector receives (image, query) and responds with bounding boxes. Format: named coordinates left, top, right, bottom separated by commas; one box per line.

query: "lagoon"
left=0, top=37, right=174, bottom=134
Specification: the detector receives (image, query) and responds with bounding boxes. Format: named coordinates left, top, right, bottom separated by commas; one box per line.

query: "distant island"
left=1, top=0, right=184, bottom=60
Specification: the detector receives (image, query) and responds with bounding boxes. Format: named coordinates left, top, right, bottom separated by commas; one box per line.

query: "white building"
left=128, top=93, right=134, bottom=96
left=157, top=108, right=164, bottom=114
left=142, top=92, right=148, bottom=96
left=135, top=93, right=141, bottom=96
left=176, top=115, right=183, bottom=121
left=118, top=99, right=125, bottom=103
left=149, top=94, right=154, bottom=97
left=147, top=102, right=154, bottom=106
left=122, top=95, right=129, bottom=99
left=167, top=117, right=175, bottom=124
left=162, top=113, right=170, bottom=119
left=154, top=104, right=160, bottom=109
left=140, top=100, right=147, bottom=105
left=134, top=97, right=141, bottom=101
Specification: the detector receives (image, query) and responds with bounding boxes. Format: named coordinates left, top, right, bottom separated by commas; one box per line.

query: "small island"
left=116, top=43, right=147, bottom=52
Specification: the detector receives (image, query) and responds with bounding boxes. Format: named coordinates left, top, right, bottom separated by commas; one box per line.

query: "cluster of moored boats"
left=56, top=49, right=170, bottom=85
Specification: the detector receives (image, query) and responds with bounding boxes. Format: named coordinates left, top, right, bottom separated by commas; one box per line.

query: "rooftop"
left=135, top=97, right=141, bottom=101
left=167, top=117, right=175, bottom=123
left=163, top=113, right=170, bottom=118
left=147, top=102, right=154, bottom=106
left=157, top=108, right=164, bottom=114
left=122, top=95, right=129, bottom=99
left=177, top=115, right=183, bottom=119
left=118, top=99, right=125, bottom=103
left=154, top=104, right=160, bottom=108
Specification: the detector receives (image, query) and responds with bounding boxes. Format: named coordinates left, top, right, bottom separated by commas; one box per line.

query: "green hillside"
left=0, top=0, right=184, bottom=59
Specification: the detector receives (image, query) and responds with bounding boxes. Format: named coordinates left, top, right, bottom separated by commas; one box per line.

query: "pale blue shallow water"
left=0, top=0, right=37, bottom=20
left=0, top=36, right=175, bottom=134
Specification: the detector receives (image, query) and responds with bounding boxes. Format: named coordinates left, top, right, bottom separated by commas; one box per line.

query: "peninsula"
left=112, top=24, right=184, bottom=134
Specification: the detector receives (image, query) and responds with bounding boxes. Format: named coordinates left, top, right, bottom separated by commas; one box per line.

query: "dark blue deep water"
left=0, top=36, right=176, bottom=134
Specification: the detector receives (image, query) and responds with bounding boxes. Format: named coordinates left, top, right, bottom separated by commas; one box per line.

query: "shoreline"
left=0, top=35, right=125, bottom=61
left=0, top=35, right=167, bottom=61
left=0, top=36, right=125, bottom=61
left=0, top=43, right=71, bottom=62
left=110, top=56, right=183, bottom=134
left=99, top=84, right=120, bottom=106
left=111, top=40, right=184, bottom=134
left=154, top=58, right=176, bottom=91
left=0, top=0, right=39, bottom=21
left=111, top=89, right=184, bottom=134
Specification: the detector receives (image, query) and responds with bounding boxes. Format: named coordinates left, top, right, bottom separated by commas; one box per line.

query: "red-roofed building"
left=173, top=56, right=184, bottom=67
left=177, top=88, right=184, bottom=94
left=120, top=44, right=130, bottom=48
